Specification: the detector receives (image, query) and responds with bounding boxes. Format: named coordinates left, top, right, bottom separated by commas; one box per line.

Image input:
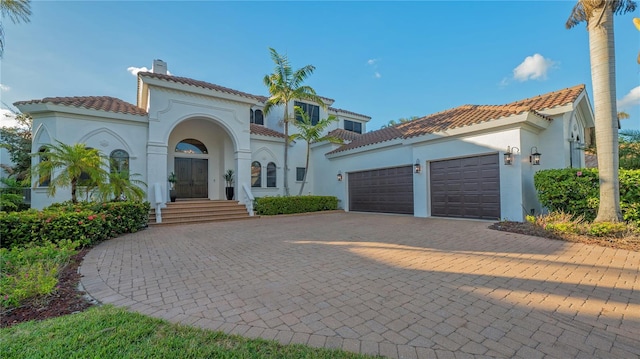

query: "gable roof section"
left=250, top=124, right=286, bottom=138
left=327, top=128, right=363, bottom=142
left=328, top=84, right=585, bottom=155
left=14, top=96, right=147, bottom=116
left=139, top=72, right=268, bottom=102
left=328, top=107, right=372, bottom=120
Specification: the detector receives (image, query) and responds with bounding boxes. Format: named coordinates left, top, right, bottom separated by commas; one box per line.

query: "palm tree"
left=32, top=141, right=109, bottom=203
left=263, top=48, right=325, bottom=196
left=0, top=0, right=31, bottom=57
left=566, top=0, right=637, bottom=222
left=290, top=107, right=342, bottom=195
left=96, top=170, right=146, bottom=202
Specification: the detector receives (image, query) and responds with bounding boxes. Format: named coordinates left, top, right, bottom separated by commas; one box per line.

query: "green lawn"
left=1, top=305, right=377, bottom=359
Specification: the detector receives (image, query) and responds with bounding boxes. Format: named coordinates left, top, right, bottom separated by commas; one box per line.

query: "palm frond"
left=1, top=0, right=31, bottom=24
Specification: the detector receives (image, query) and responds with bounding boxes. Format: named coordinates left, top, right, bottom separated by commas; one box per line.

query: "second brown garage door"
left=430, top=154, right=500, bottom=219
left=349, top=166, right=414, bottom=215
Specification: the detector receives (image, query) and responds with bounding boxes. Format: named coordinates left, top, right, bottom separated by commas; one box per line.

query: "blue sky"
left=1, top=1, right=639, bottom=131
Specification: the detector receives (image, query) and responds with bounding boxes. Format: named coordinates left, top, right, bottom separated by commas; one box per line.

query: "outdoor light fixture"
left=530, top=146, right=541, bottom=165
left=504, top=146, right=519, bottom=165
left=414, top=159, right=422, bottom=174
left=337, top=171, right=343, bottom=181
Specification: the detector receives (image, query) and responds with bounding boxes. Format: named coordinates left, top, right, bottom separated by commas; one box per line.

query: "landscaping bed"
left=490, top=220, right=640, bottom=252
left=1, top=248, right=93, bottom=328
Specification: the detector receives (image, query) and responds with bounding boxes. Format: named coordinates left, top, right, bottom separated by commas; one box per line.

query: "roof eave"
left=326, top=138, right=405, bottom=158
left=140, top=76, right=261, bottom=106
left=250, top=133, right=286, bottom=143
left=15, top=102, right=147, bottom=122
left=403, top=112, right=550, bottom=146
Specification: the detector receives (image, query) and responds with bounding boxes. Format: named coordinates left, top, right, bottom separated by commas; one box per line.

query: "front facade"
left=14, top=60, right=594, bottom=222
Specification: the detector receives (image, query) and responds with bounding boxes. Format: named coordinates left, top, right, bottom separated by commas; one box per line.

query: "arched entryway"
left=175, top=138, right=208, bottom=198
left=168, top=118, right=235, bottom=200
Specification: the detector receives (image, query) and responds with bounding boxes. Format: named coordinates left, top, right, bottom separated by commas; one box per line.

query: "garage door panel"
left=430, top=154, right=500, bottom=220
left=349, top=166, right=414, bottom=215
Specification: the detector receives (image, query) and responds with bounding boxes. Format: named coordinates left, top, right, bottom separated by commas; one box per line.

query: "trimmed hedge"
left=254, top=196, right=338, bottom=215
left=0, top=201, right=150, bottom=249
left=534, top=168, right=640, bottom=224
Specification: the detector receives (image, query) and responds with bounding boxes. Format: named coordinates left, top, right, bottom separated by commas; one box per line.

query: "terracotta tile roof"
left=250, top=124, right=285, bottom=138
left=507, top=84, right=585, bottom=110
left=328, top=107, right=371, bottom=119
left=14, top=96, right=147, bottom=116
left=328, top=128, right=362, bottom=142
left=139, top=72, right=266, bottom=102
left=328, top=85, right=585, bottom=155
left=327, top=126, right=404, bottom=154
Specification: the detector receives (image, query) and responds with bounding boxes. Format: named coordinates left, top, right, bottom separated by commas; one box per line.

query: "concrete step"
left=149, top=199, right=255, bottom=226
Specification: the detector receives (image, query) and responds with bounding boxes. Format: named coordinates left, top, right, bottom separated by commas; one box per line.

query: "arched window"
left=37, top=146, right=50, bottom=187
left=254, top=110, right=264, bottom=126
left=250, top=109, right=264, bottom=125
left=266, top=162, right=276, bottom=188
left=251, top=161, right=262, bottom=187
left=110, top=149, right=129, bottom=175
left=175, top=139, right=207, bottom=154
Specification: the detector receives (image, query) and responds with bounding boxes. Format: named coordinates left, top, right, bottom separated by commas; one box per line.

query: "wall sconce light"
left=504, top=146, right=519, bottom=165
left=337, top=171, right=343, bottom=181
left=529, top=146, right=541, bottom=165
left=414, top=159, right=422, bottom=174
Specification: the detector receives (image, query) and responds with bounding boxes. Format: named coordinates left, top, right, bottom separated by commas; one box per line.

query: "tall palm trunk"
left=298, top=141, right=311, bottom=196
left=589, top=5, right=622, bottom=222
left=283, top=103, right=290, bottom=196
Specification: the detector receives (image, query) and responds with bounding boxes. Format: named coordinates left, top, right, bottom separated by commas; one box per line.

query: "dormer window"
left=344, top=120, right=362, bottom=134
left=251, top=109, right=264, bottom=126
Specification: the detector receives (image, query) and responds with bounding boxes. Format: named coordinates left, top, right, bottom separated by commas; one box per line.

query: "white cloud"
left=366, top=58, right=381, bottom=79
left=0, top=108, right=20, bottom=128
left=127, top=66, right=151, bottom=76
left=512, top=53, right=556, bottom=82
left=617, top=86, right=640, bottom=110
left=127, top=66, right=171, bottom=76
left=0, top=83, right=10, bottom=91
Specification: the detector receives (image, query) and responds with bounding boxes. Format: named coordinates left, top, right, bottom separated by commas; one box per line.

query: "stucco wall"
left=30, top=113, right=148, bottom=209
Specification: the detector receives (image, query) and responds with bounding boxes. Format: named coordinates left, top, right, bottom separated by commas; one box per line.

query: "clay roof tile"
left=14, top=96, right=147, bottom=116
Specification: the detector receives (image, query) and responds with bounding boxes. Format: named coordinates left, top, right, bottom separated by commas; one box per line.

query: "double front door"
left=174, top=158, right=208, bottom=198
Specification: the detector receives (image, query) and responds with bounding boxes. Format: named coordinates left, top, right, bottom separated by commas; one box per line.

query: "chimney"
left=152, top=59, right=167, bottom=75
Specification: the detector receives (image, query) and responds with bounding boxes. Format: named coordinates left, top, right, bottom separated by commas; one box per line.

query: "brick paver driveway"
left=80, top=213, right=640, bottom=358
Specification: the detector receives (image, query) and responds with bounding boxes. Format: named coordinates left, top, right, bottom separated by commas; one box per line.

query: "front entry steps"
left=149, top=199, right=256, bottom=226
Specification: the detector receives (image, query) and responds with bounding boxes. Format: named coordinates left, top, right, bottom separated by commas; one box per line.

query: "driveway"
left=80, top=212, right=640, bottom=358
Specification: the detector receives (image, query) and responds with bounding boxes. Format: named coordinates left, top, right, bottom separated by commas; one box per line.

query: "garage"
left=348, top=166, right=414, bottom=215
left=430, top=154, right=500, bottom=220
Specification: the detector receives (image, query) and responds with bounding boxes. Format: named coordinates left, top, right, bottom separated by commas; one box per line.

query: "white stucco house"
left=14, top=60, right=594, bottom=222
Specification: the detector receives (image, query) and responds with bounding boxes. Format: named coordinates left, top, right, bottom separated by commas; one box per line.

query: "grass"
left=0, top=305, right=377, bottom=359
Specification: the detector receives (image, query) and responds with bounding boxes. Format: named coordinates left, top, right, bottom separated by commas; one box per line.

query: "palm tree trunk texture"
left=298, top=142, right=311, bottom=196
left=589, top=6, right=622, bottom=222
left=283, top=103, right=290, bottom=197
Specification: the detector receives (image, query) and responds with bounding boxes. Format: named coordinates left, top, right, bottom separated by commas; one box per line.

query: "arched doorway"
left=174, top=139, right=209, bottom=198
left=168, top=118, right=235, bottom=200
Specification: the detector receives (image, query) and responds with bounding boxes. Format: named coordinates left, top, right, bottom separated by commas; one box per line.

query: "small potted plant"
left=223, top=169, right=234, bottom=200
left=168, top=172, right=177, bottom=202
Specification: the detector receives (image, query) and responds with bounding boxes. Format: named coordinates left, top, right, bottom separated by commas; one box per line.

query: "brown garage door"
left=349, top=166, right=414, bottom=215
left=430, top=154, right=500, bottom=219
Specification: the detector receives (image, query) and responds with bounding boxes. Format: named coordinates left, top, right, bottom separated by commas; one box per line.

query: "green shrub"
left=534, top=168, right=640, bottom=224
left=0, top=240, right=79, bottom=308
left=0, top=201, right=150, bottom=249
left=254, top=196, right=338, bottom=215
left=586, top=222, right=630, bottom=237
